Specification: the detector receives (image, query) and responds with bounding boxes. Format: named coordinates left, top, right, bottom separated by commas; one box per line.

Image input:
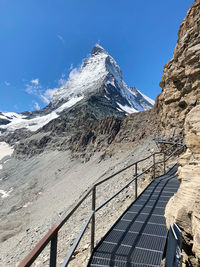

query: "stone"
left=155, top=0, right=200, bottom=263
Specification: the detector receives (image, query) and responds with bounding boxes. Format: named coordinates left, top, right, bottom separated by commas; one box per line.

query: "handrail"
left=153, top=138, right=186, bottom=147
left=95, top=163, right=154, bottom=212
left=94, top=154, right=153, bottom=187
left=18, top=226, right=59, bottom=267
left=60, top=211, right=94, bottom=267
left=18, top=140, right=186, bottom=267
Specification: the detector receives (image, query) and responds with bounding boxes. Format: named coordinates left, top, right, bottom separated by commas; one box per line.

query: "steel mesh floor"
left=88, top=165, right=180, bottom=267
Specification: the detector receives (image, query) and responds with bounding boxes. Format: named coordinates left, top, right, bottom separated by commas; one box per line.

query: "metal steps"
left=88, top=165, right=179, bottom=267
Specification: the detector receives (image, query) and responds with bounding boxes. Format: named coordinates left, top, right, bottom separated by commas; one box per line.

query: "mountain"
left=0, top=44, right=154, bottom=134
left=0, top=44, right=159, bottom=266
left=1, top=2, right=200, bottom=266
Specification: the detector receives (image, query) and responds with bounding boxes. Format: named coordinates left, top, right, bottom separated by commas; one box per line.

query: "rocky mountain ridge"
left=155, top=0, right=200, bottom=264
left=155, top=0, right=200, bottom=141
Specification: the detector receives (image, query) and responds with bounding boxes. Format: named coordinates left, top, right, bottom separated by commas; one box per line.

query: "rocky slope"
left=156, top=0, right=200, bottom=265
left=155, top=0, right=200, bottom=141
left=0, top=138, right=160, bottom=267
left=0, top=44, right=158, bottom=266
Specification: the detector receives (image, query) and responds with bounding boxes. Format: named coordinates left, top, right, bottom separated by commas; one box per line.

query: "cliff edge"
left=156, top=0, right=200, bottom=265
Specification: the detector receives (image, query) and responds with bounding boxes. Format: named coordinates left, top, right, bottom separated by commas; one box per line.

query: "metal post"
left=153, top=154, right=156, bottom=179
left=50, top=231, right=58, bottom=267
left=91, top=186, right=96, bottom=254
left=163, top=152, right=166, bottom=175
left=135, top=163, right=138, bottom=200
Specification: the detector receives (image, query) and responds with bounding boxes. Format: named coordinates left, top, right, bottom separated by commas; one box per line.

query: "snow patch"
left=0, top=188, right=13, bottom=198
left=56, top=96, right=84, bottom=113
left=23, top=202, right=32, bottom=208
left=0, top=112, right=26, bottom=121
left=117, top=103, right=138, bottom=114
left=0, top=142, right=14, bottom=169
left=52, top=52, right=108, bottom=105
left=0, top=96, right=84, bottom=132
left=0, top=112, right=59, bottom=132
left=138, top=90, right=155, bottom=106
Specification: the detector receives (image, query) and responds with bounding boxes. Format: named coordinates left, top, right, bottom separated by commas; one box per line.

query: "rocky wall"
left=157, top=0, right=200, bottom=265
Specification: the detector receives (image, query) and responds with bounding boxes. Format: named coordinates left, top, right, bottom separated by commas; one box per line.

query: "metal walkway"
left=88, top=165, right=179, bottom=267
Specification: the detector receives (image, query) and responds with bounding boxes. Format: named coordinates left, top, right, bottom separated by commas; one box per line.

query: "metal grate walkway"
left=88, top=165, right=179, bottom=267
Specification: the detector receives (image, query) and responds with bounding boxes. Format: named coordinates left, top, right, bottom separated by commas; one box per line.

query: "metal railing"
left=165, top=223, right=182, bottom=267
left=18, top=141, right=186, bottom=267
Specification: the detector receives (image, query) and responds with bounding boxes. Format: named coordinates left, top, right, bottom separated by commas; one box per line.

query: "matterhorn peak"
left=91, top=44, right=107, bottom=56
left=0, top=44, right=154, bottom=133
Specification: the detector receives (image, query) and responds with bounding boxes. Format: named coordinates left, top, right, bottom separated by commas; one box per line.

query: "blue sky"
left=0, top=0, right=193, bottom=112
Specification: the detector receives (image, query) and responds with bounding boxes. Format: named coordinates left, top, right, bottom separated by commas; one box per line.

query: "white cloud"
left=4, top=81, right=10, bottom=86
left=69, top=64, right=73, bottom=70
left=68, top=67, right=80, bottom=81
left=40, top=88, right=58, bottom=104
left=57, top=72, right=67, bottom=86
left=57, top=35, right=65, bottom=43
left=25, top=77, right=59, bottom=105
left=25, top=80, right=41, bottom=95
left=58, top=78, right=67, bottom=86
left=25, top=79, right=42, bottom=100
left=33, top=101, right=40, bottom=110
left=24, top=66, right=81, bottom=106
left=31, top=78, right=39, bottom=85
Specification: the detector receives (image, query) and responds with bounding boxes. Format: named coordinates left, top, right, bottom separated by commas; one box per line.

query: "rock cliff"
left=155, top=0, right=200, bottom=141
left=157, top=0, right=200, bottom=265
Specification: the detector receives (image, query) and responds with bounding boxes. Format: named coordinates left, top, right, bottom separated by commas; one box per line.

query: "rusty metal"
left=18, top=225, right=59, bottom=267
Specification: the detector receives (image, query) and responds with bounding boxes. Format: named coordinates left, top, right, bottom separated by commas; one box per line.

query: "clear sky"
left=0, top=0, right=194, bottom=112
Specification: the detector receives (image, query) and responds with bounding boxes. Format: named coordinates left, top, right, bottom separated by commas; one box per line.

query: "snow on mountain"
left=0, top=44, right=154, bottom=133
left=0, top=96, right=83, bottom=132
left=51, top=44, right=154, bottom=113
left=51, top=45, right=110, bottom=106
left=0, top=112, right=26, bottom=122
left=0, top=142, right=14, bottom=170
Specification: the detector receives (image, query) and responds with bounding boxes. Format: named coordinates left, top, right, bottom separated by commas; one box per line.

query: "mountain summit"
left=0, top=44, right=154, bottom=133
left=51, top=44, right=154, bottom=112
left=91, top=44, right=107, bottom=55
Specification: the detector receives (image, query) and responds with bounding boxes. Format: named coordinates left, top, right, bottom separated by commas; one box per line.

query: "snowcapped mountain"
left=51, top=44, right=154, bottom=112
left=0, top=44, right=154, bottom=133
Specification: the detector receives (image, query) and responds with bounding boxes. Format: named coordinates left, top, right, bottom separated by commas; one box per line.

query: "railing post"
left=50, top=231, right=58, bottom=267
left=163, top=152, right=166, bottom=175
left=153, top=154, right=156, bottom=179
left=135, top=163, right=138, bottom=199
left=91, top=186, right=96, bottom=254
